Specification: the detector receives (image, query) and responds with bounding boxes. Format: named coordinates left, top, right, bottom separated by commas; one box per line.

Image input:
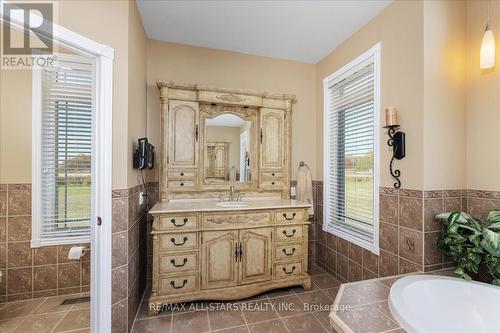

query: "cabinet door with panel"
left=201, top=230, right=239, bottom=289
left=239, top=228, right=272, bottom=285
left=260, top=108, right=285, bottom=169
left=168, top=100, right=199, bottom=168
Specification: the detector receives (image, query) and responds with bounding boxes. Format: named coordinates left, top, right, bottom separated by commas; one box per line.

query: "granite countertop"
left=149, top=197, right=312, bottom=214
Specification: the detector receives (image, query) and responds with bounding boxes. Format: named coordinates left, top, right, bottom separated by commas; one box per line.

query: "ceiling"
left=136, top=0, right=392, bottom=64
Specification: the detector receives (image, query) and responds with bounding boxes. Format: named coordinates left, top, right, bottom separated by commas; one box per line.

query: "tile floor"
left=0, top=293, right=90, bottom=333
left=132, top=265, right=341, bottom=333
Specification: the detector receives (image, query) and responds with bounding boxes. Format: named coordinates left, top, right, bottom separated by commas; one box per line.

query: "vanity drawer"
left=159, top=215, right=197, bottom=231
left=275, top=209, right=305, bottom=224
left=202, top=211, right=272, bottom=229
left=158, top=273, right=199, bottom=295
left=261, top=171, right=285, bottom=179
left=274, top=243, right=303, bottom=261
left=159, top=232, right=198, bottom=252
left=168, top=180, right=196, bottom=189
left=275, top=226, right=303, bottom=243
left=260, top=180, right=285, bottom=189
left=159, top=252, right=198, bottom=274
left=168, top=170, right=197, bottom=180
left=273, top=261, right=303, bottom=279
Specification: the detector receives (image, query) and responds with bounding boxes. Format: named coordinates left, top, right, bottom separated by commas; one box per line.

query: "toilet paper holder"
left=67, top=246, right=90, bottom=260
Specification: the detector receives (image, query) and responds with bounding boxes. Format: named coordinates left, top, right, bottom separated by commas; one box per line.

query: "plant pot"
left=468, top=263, right=493, bottom=284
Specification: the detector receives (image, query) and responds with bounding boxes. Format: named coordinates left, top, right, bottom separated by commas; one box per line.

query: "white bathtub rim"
left=389, top=274, right=500, bottom=333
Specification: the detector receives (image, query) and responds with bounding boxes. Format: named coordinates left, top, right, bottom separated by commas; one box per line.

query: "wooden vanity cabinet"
left=151, top=82, right=309, bottom=314
left=149, top=206, right=311, bottom=313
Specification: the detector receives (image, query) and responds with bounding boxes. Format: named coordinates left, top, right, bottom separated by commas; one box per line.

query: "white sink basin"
left=389, top=275, right=500, bottom=333
left=216, top=202, right=249, bottom=208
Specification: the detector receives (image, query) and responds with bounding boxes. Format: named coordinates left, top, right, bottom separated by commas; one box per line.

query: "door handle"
left=239, top=242, right=243, bottom=261
left=282, top=229, right=296, bottom=238
left=170, top=218, right=188, bottom=227
left=282, top=266, right=296, bottom=275
left=282, top=247, right=296, bottom=256
left=195, top=124, right=199, bottom=142
left=170, top=279, right=188, bottom=289
left=282, top=213, right=296, bottom=221
left=170, top=236, right=188, bottom=246
left=170, top=258, right=188, bottom=267
left=235, top=242, right=239, bottom=262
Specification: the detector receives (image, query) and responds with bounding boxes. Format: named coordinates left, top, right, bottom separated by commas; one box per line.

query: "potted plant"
left=435, top=210, right=500, bottom=286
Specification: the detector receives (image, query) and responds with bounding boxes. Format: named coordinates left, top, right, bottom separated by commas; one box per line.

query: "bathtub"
left=389, top=275, right=500, bottom=333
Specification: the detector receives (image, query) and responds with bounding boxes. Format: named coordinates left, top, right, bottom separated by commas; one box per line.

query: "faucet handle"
left=218, top=194, right=224, bottom=202
left=237, top=193, right=243, bottom=202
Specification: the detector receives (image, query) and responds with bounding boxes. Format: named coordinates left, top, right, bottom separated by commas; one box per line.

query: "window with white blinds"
left=323, top=44, right=380, bottom=254
left=32, top=54, right=94, bottom=247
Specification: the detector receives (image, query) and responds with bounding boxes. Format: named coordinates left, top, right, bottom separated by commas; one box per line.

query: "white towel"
left=296, top=165, right=314, bottom=215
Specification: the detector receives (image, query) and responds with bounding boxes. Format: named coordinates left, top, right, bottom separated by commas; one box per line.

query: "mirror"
left=204, top=113, right=252, bottom=183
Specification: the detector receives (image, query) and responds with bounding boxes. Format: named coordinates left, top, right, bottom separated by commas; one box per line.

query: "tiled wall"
left=0, top=184, right=90, bottom=303
left=466, top=190, right=500, bottom=221
left=313, top=181, right=473, bottom=283
left=111, top=182, right=157, bottom=333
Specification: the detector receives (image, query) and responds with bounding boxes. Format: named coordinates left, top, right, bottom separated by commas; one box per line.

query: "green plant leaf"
left=492, top=279, right=500, bottom=286
left=487, top=211, right=500, bottom=223
left=481, top=228, right=500, bottom=257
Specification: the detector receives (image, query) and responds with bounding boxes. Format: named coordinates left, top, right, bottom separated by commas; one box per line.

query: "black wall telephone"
left=133, top=138, right=155, bottom=170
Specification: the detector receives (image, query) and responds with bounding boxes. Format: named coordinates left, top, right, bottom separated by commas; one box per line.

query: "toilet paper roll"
left=68, top=246, right=86, bottom=260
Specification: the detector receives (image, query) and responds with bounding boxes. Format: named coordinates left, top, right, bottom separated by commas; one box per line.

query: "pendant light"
left=480, top=0, right=495, bottom=69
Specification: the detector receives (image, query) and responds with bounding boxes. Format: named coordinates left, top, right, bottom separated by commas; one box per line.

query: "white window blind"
left=32, top=55, right=94, bottom=247
left=323, top=44, right=380, bottom=254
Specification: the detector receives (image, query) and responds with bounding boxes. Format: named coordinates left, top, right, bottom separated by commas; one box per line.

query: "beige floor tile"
left=53, top=309, right=90, bottom=332
left=297, top=290, right=332, bottom=311
left=292, top=281, right=320, bottom=294
left=311, top=274, right=341, bottom=290
left=207, top=308, right=246, bottom=331
left=378, top=277, right=400, bottom=288
left=13, top=312, right=65, bottom=333
left=0, top=318, right=24, bottom=333
left=171, top=310, right=208, bottom=333
left=264, top=287, right=295, bottom=299
left=0, top=299, right=44, bottom=320
left=336, top=288, right=366, bottom=307
left=336, top=304, right=398, bottom=333
left=247, top=319, right=288, bottom=333
left=348, top=282, right=390, bottom=303
left=32, top=296, right=73, bottom=315
left=268, top=295, right=305, bottom=318
left=132, top=316, right=171, bottom=333
left=309, top=265, right=327, bottom=276
left=372, top=300, right=396, bottom=321
left=213, top=325, right=249, bottom=333
left=313, top=310, right=339, bottom=333
left=241, top=300, right=278, bottom=324
left=322, top=287, right=340, bottom=301
left=282, top=313, right=328, bottom=333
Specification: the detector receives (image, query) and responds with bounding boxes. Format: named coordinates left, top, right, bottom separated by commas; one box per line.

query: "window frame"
left=322, top=43, right=381, bottom=255
left=31, top=53, right=93, bottom=248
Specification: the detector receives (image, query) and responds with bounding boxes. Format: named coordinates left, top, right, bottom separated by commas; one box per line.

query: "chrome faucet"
left=218, top=185, right=242, bottom=202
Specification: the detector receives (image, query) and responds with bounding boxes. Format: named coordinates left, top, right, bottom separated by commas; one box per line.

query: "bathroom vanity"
left=149, top=82, right=311, bottom=313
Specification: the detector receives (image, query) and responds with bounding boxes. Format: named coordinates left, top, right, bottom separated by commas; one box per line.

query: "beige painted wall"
left=423, top=0, right=467, bottom=190
left=466, top=0, right=500, bottom=191
left=0, top=69, right=33, bottom=183
left=316, top=0, right=425, bottom=189
left=0, top=1, right=148, bottom=190
left=146, top=40, right=317, bottom=180
left=58, top=0, right=130, bottom=189
left=127, top=1, right=148, bottom=188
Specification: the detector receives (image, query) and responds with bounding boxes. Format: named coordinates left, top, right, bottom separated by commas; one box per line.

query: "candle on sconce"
left=385, top=107, right=399, bottom=127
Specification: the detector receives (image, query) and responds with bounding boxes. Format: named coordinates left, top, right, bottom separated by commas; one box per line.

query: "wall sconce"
left=384, top=107, right=405, bottom=189
left=480, top=0, right=495, bottom=69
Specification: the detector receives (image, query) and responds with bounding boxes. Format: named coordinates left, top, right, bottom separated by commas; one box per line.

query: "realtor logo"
left=2, top=2, right=53, bottom=55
